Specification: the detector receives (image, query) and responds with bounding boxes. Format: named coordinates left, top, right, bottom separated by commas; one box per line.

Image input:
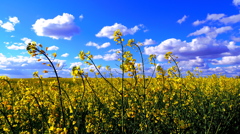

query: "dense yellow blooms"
left=0, top=75, right=239, bottom=133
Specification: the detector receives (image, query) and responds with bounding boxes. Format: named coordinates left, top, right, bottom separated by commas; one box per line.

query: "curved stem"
left=87, top=57, right=121, bottom=95
left=38, top=50, right=65, bottom=127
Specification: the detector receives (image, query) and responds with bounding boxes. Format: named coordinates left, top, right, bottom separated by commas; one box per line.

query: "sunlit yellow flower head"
left=164, top=51, right=173, bottom=59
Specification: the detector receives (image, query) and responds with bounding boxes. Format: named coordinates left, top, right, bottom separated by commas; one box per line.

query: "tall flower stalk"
left=26, top=42, right=66, bottom=127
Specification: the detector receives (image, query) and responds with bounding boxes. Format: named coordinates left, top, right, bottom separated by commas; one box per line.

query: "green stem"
left=38, top=50, right=65, bottom=127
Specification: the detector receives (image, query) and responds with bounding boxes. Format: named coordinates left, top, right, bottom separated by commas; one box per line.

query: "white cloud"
left=108, top=48, right=120, bottom=53
left=48, top=45, right=59, bottom=50
left=5, top=37, right=32, bottom=50
left=0, top=16, right=20, bottom=32
left=4, top=42, right=9, bottom=45
left=233, top=0, right=240, bottom=6
left=103, top=53, right=119, bottom=61
left=9, top=16, right=20, bottom=25
left=21, top=37, right=32, bottom=45
left=179, top=56, right=207, bottom=69
left=32, top=13, right=80, bottom=40
left=6, top=45, right=25, bottom=50
left=188, top=26, right=233, bottom=38
left=70, top=62, right=82, bottom=68
left=96, top=23, right=141, bottom=39
left=74, top=56, right=79, bottom=59
left=1, top=22, right=15, bottom=32
left=231, top=36, right=240, bottom=42
left=177, top=15, right=188, bottom=24
left=211, top=55, right=240, bottom=65
left=93, top=55, right=103, bottom=59
left=192, top=20, right=206, bottom=26
left=144, top=36, right=233, bottom=62
left=61, top=53, right=69, bottom=57
left=87, top=53, right=119, bottom=61
left=188, top=26, right=211, bottom=36
left=227, top=41, right=240, bottom=51
left=101, top=42, right=111, bottom=48
left=192, top=14, right=225, bottom=26
left=206, top=13, right=225, bottom=21
left=86, top=41, right=110, bottom=49
left=79, top=14, right=84, bottom=20
left=0, top=53, right=67, bottom=78
left=143, top=39, right=157, bottom=45
left=220, top=14, right=240, bottom=24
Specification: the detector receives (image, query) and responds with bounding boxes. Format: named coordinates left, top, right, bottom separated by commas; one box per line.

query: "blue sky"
left=1, top=0, right=240, bottom=78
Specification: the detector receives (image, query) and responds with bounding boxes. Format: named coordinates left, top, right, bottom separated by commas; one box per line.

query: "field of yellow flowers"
left=0, top=75, right=239, bottom=133
left=0, top=30, right=240, bottom=133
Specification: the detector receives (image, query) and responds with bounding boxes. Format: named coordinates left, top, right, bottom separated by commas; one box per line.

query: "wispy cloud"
left=86, top=41, right=110, bottom=49
left=93, top=53, right=119, bottom=61
left=6, top=45, right=25, bottom=50
left=188, top=26, right=233, bottom=38
left=177, top=15, right=188, bottom=24
left=192, top=13, right=225, bottom=26
left=220, top=14, right=240, bottom=24
left=6, top=37, right=32, bottom=50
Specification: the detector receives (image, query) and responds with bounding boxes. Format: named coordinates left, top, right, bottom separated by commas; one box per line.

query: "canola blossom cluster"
left=0, top=30, right=239, bottom=133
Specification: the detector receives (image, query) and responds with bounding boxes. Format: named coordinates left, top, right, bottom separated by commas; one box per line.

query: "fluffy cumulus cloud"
left=204, top=65, right=240, bottom=77
left=1, top=22, right=15, bottom=32
left=32, top=13, right=80, bottom=40
left=143, top=39, right=157, bottom=46
left=96, top=23, right=141, bottom=39
left=144, top=36, right=239, bottom=62
left=103, top=53, right=119, bottom=61
left=21, top=37, right=32, bottom=45
left=86, top=41, right=110, bottom=49
left=48, top=45, right=59, bottom=51
left=61, top=53, right=69, bottom=57
left=93, top=55, right=103, bottom=59
left=0, top=16, right=20, bottom=32
left=69, top=62, right=82, bottom=68
left=9, top=17, right=20, bottom=24
left=233, top=0, right=240, bottom=6
left=178, top=56, right=208, bottom=70
left=211, top=55, right=240, bottom=65
left=177, top=15, right=188, bottom=24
